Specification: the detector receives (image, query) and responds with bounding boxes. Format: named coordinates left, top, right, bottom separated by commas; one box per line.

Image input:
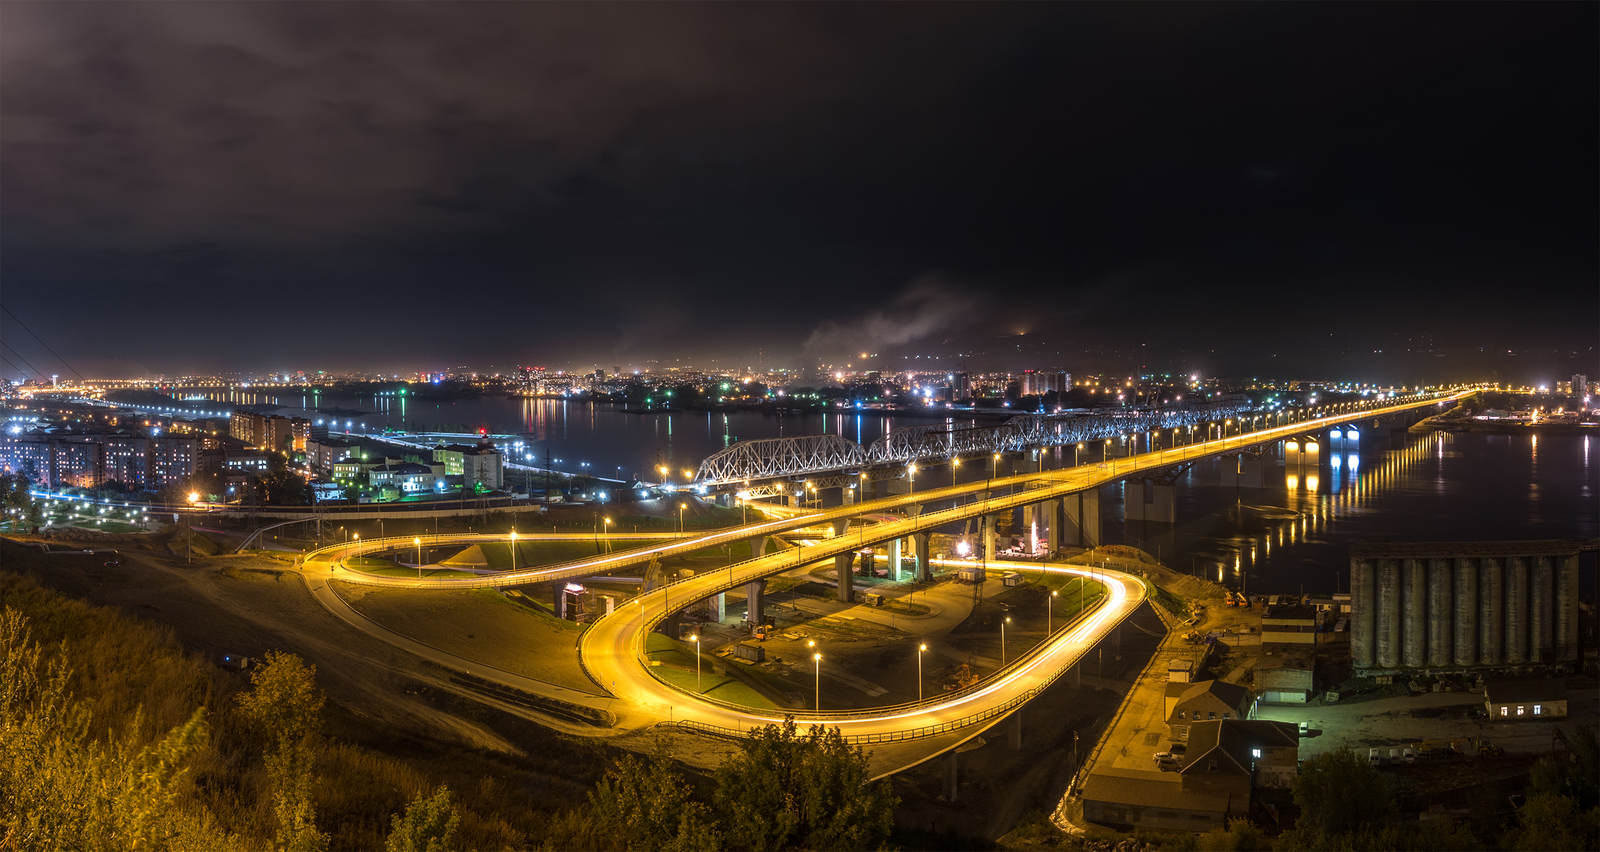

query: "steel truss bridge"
left=694, top=402, right=1253, bottom=488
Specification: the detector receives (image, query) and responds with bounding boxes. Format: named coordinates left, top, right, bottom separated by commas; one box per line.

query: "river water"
left=174, top=389, right=1597, bottom=597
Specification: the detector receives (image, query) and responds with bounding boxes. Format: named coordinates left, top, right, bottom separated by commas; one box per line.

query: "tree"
left=1197, top=818, right=1266, bottom=851
left=1290, top=747, right=1394, bottom=842
left=588, top=751, right=720, bottom=852
left=713, top=718, right=897, bottom=851
left=386, top=785, right=461, bottom=852
left=238, top=651, right=329, bottom=852
left=1505, top=791, right=1598, bottom=852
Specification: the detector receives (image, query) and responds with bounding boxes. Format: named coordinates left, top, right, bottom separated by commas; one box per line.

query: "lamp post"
left=414, top=537, right=421, bottom=579
left=813, top=651, right=822, bottom=711
left=951, top=457, right=960, bottom=488
left=918, top=643, right=927, bottom=701
left=510, top=530, right=517, bottom=573
left=679, top=502, right=686, bottom=536
left=908, top=464, right=917, bottom=494
left=1049, top=589, right=1058, bottom=635
left=690, top=634, right=702, bottom=692
left=603, top=517, right=612, bottom=553
left=1002, top=616, right=1011, bottom=665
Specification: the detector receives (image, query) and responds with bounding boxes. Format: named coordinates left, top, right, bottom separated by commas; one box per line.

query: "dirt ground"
left=331, top=582, right=601, bottom=695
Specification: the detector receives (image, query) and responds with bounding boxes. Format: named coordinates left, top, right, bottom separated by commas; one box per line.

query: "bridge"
left=689, top=394, right=1428, bottom=491
left=292, top=388, right=1471, bottom=774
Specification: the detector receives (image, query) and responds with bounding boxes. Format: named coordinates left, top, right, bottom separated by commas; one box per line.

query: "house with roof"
left=1485, top=679, right=1568, bottom=721
left=1166, top=679, right=1252, bottom=741
left=1182, top=719, right=1302, bottom=807
left=1080, top=769, right=1228, bottom=832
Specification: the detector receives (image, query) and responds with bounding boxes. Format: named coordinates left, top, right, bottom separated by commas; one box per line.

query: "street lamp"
left=1001, top=616, right=1011, bottom=665
left=918, top=643, right=927, bottom=702
left=510, top=530, right=518, bottom=573
left=813, top=651, right=823, bottom=711
left=908, top=464, right=917, bottom=494
left=690, top=634, right=702, bottom=692
left=1049, top=589, right=1058, bottom=635
left=679, top=502, right=687, bottom=535
left=414, top=537, right=421, bottom=579
left=951, top=457, right=960, bottom=488
left=603, top=517, right=613, bottom=553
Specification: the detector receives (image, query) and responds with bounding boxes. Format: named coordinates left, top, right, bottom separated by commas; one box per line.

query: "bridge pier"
left=835, top=552, right=856, bottom=603
left=888, top=537, right=904, bottom=581
left=748, top=535, right=768, bottom=561
left=982, top=514, right=999, bottom=561
left=1123, top=481, right=1175, bottom=524
left=707, top=592, right=726, bottom=622
left=914, top=532, right=932, bottom=582
left=1223, top=455, right=1263, bottom=488
left=1042, top=499, right=1061, bottom=552
left=1061, top=489, right=1101, bottom=548
left=943, top=751, right=959, bottom=801
left=746, top=579, right=767, bottom=625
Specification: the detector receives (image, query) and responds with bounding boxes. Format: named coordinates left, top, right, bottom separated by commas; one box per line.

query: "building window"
left=1500, top=707, right=1508, bottom=717
left=1251, top=748, right=1261, bottom=758
left=1516, top=706, right=1525, bottom=716
left=1534, top=705, right=1542, bottom=715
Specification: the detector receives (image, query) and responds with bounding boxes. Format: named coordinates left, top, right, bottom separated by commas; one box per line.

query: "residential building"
left=1020, top=370, right=1070, bottom=397
left=1485, top=680, right=1568, bottom=720
left=1181, top=719, right=1301, bottom=802
left=306, top=438, right=358, bottom=473
left=1166, top=680, right=1251, bottom=741
left=434, top=440, right=503, bottom=491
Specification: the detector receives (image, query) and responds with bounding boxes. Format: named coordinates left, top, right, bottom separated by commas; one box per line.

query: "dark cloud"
left=0, top=3, right=1594, bottom=381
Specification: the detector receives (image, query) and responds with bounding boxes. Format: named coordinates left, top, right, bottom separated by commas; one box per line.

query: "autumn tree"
left=588, top=750, right=720, bottom=852
left=238, top=650, right=329, bottom=852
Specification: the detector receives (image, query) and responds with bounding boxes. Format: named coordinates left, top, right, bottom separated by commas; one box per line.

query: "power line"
left=0, top=340, right=49, bottom=382
left=13, top=275, right=134, bottom=379
left=1, top=305, right=84, bottom=381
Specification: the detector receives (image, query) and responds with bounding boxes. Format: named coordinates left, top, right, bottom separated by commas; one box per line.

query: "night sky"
left=2, top=3, right=1595, bottom=383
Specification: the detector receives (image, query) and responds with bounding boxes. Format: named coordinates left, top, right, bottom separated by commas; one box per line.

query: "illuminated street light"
left=918, top=643, right=927, bottom=702
left=1050, top=589, right=1058, bottom=634
left=414, top=537, right=422, bottom=579
left=1002, top=616, right=1011, bottom=665
left=679, top=503, right=687, bottom=535
left=813, top=651, right=823, bottom=711
left=510, top=530, right=518, bottom=573
left=690, top=634, right=702, bottom=692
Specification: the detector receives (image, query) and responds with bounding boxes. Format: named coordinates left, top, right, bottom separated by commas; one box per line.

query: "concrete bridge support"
left=914, top=532, right=932, bottom=582
left=1123, top=481, right=1175, bottom=524
left=746, top=579, right=767, bottom=626
left=1453, top=559, right=1478, bottom=667
left=748, top=535, right=768, bottom=561
left=1041, top=499, right=1061, bottom=552
left=1505, top=556, right=1528, bottom=665
left=888, top=537, right=904, bottom=581
left=643, top=556, right=663, bottom=592
left=1427, top=558, right=1453, bottom=668
left=982, top=514, right=999, bottom=561
left=943, top=751, right=959, bottom=802
left=1061, top=490, right=1101, bottom=549
left=835, top=552, right=856, bottom=603
left=1223, top=455, right=1263, bottom=489
left=707, top=592, right=726, bottom=622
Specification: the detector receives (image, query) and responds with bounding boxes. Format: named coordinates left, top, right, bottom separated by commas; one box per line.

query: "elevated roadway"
left=283, top=389, right=1468, bottom=767
left=300, top=390, right=1467, bottom=593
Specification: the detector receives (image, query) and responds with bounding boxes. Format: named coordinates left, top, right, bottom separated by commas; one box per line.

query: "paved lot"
left=1256, top=686, right=1599, bottom=758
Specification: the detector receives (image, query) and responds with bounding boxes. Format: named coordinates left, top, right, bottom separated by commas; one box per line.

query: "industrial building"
left=1349, top=541, right=1591, bottom=672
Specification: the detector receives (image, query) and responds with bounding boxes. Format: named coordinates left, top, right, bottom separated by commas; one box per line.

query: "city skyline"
left=2, top=4, right=1595, bottom=383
